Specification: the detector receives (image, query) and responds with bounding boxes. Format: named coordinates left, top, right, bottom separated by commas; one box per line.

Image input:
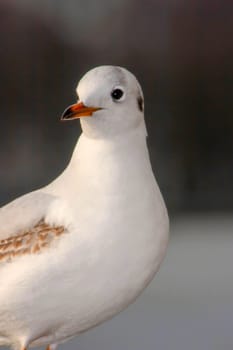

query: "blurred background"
left=0, top=0, right=232, bottom=348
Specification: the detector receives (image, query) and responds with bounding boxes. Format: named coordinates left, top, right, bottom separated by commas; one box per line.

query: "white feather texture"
left=0, top=66, right=169, bottom=350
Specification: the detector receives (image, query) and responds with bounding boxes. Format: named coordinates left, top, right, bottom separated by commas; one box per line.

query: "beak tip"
left=60, top=114, right=67, bottom=121
left=60, top=105, right=77, bottom=121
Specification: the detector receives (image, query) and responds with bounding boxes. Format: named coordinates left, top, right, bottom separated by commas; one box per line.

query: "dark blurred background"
left=0, top=1, right=233, bottom=349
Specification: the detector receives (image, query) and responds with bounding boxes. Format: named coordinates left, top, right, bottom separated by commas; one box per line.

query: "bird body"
left=0, top=66, right=169, bottom=350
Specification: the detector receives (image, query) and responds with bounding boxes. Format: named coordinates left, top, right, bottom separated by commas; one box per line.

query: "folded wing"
left=0, top=191, right=67, bottom=263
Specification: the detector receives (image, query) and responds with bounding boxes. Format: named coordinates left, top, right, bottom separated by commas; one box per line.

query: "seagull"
left=0, top=66, right=169, bottom=350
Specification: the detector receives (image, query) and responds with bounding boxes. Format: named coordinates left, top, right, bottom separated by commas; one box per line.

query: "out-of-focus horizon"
left=1, top=0, right=233, bottom=212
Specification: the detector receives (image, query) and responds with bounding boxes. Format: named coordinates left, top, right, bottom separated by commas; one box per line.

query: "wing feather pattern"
left=0, top=219, right=66, bottom=263
left=0, top=191, right=67, bottom=263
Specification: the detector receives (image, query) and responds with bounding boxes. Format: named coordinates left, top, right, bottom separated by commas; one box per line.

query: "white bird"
left=0, top=66, right=169, bottom=350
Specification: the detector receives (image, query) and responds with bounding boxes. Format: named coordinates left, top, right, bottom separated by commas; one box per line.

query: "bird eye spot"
left=111, top=88, right=124, bottom=101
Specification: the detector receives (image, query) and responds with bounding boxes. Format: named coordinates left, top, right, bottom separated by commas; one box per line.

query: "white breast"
left=39, top=129, right=169, bottom=338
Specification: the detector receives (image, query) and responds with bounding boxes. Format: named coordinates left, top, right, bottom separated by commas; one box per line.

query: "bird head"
left=61, top=66, right=145, bottom=138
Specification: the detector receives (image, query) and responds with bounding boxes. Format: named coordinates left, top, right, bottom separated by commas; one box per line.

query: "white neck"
left=47, top=122, right=153, bottom=202
left=72, top=121, right=148, bottom=166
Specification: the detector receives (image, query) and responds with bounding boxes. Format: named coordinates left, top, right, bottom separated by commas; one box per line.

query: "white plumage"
left=0, top=66, right=169, bottom=350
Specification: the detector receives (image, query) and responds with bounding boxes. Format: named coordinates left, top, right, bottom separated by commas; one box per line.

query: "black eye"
left=111, top=88, right=124, bottom=101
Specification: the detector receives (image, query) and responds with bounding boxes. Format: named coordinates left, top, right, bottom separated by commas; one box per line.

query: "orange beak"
left=61, top=102, right=102, bottom=121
